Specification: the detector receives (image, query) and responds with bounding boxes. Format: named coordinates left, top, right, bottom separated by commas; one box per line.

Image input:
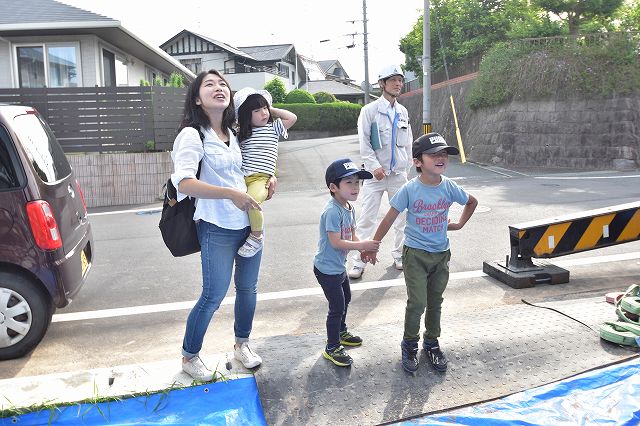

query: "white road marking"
left=88, top=207, right=161, bottom=216
left=51, top=251, right=640, bottom=324
left=535, top=175, right=640, bottom=180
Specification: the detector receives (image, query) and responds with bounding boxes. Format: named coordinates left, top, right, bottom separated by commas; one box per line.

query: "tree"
left=534, top=0, right=624, bottom=34
left=400, top=0, right=533, bottom=81
left=618, top=0, right=640, bottom=30
left=264, top=78, right=286, bottom=103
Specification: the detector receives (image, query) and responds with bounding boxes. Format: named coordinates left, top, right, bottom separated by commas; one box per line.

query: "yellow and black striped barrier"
left=484, top=201, right=640, bottom=289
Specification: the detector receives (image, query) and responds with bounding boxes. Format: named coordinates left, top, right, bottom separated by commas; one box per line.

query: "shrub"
left=466, top=34, right=640, bottom=109
left=284, top=89, right=316, bottom=104
left=273, top=102, right=361, bottom=131
left=264, top=78, right=286, bottom=103
left=169, top=72, right=185, bottom=88
left=313, top=91, right=337, bottom=103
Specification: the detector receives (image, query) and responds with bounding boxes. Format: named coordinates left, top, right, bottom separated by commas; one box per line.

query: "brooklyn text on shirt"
left=413, top=198, right=453, bottom=213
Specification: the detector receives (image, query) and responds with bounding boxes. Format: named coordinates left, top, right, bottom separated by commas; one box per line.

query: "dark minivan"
left=0, top=105, right=93, bottom=360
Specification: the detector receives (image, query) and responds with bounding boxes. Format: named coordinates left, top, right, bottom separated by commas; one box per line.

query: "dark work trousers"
left=313, top=266, right=351, bottom=350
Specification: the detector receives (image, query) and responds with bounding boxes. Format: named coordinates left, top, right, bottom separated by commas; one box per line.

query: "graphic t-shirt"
left=313, top=198, right=356, bottom=275
left=239, top=118, right=287, bottom=176
left=390, top=176, right=469, bottom=253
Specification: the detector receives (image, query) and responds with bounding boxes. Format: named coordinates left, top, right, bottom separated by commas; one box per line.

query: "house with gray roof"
left=161, top=30, right=306, bottom=91
left=318, top=59, right=351, bottom=82
left=0, top=0, right=193, bottom=89
left=300, top=79, right=370, bottom=104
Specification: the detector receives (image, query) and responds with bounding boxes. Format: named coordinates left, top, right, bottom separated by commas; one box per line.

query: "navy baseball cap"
left=325, top=158, right=373, bottom=187
left=412, top=132, right=459, bottom=158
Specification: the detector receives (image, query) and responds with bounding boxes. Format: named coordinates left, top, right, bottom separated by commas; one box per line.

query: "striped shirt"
left=240, top=118, right=287, bottom=176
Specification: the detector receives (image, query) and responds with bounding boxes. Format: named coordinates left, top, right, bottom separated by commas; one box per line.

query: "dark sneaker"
left=424, top=341, right=448, bottom=372
left=401, top=340, right=419, bottom=373
left=323, top=345, right=353, bottom=367
left=340, top=331, right=363, bottom=347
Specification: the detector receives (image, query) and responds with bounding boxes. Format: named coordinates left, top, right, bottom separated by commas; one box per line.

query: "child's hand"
left=360, top=239, right=381, bottom=252
left=265, top=176, right=277, bottom=200
left=360, top=250, right=378, bottom=265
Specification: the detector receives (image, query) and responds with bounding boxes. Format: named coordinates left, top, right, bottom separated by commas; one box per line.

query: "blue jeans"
left=182, top=221, right=262, bottom=358
left=313, top=266, right=351, bottom=350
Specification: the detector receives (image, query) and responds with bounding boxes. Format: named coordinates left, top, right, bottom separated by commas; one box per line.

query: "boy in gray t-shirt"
left=313, top=158, right=380, bottom=367
left=363, top=133, right=478, bottom=374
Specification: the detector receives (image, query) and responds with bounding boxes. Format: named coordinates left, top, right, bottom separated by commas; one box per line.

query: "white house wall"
left=0, top=34, right=166, bottom=88
left=225, top=72, right=290, bottom=92
left=0, top=38, right=11, bottom=88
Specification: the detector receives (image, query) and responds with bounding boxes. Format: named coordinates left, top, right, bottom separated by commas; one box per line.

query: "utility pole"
left=362, top=0, right=370, bottom=104
left=422, top=0, right=431, bottom=134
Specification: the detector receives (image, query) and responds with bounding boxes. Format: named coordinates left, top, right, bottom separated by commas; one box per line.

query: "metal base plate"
left=483, top=260, right=570, bottom=289
left=251, top=297, right=636, bottom=425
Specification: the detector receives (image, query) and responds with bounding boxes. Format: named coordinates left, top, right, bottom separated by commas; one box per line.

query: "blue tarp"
left=397, top=356, right=640, bottom=426
left=3, top=377, right=265, bottom=426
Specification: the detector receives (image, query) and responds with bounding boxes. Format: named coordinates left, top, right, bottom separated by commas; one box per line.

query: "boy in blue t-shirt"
left=313, top=159, right=381, bottom=367
left=362, top=133, right=478, bottom=373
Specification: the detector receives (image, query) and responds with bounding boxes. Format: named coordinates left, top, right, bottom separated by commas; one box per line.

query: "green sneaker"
left=322, top=345, right=353, bottom=367
left=340, top=330, right=363, bottom=347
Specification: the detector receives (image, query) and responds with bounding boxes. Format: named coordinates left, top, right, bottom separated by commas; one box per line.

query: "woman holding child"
left=170, top=70, right=276, bottom=381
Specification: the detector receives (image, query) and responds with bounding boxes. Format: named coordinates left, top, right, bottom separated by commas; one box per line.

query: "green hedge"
left=274, top=102, right=362, bottom=131
left=284, top=89, right=316, bottom=104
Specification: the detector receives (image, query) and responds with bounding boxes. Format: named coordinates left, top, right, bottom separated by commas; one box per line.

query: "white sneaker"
left=394, top=258, right=403, bottom=270
left=348, top=265, right=365, bottom=279
left=182, top=356, right=214, bottom=382
left=234, top=342, right=262, bottom=368
left=238, top=234, right=263, bottom=257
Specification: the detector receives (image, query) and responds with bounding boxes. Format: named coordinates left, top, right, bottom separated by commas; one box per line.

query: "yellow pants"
left=245, top=173, right=270, bottom=232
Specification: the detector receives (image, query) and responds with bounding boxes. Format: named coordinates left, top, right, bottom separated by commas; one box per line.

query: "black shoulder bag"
left=159, top=129, right=203, bottom=257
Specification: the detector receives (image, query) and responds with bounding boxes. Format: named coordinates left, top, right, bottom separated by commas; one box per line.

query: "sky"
left=58, top=0, right=424, bottom=85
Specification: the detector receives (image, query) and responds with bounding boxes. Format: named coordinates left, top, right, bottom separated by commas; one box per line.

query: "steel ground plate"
left=252, top=299, right=636, bottom=425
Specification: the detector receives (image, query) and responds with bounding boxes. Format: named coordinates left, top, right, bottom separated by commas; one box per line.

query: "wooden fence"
left=0, top=86, right=186, bottom=153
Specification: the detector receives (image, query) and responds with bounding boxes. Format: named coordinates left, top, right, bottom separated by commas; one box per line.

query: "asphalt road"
left=3, top=134, right=640, bottom=378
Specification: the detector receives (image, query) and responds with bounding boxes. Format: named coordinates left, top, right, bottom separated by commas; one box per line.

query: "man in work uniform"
left=348, top=64, right=413, bottom=279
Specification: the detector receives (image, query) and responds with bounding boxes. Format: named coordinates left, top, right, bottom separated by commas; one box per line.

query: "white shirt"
left=170, top=126, right=249, bottom=230
left=357, top=96, right=413, bottom=175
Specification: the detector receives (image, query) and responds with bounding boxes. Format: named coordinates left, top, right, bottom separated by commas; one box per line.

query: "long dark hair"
left=179, top=69, right=236, bottom=137
left=237, top=93, right=271, bottom=142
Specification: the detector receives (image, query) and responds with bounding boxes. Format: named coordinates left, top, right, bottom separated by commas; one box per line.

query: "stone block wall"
left=67, top=152, right=172, bottom=208
left=399, top=81, right=640, bottom=170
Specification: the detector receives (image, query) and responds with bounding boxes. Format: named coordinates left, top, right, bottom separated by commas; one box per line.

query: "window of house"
left=179, top=58, right=202, bottom=74
left=16, top=43, right=81, bottom=88
left=102, top=49, right=129, bottom=86
left=277, top=63, right=290, bottom=78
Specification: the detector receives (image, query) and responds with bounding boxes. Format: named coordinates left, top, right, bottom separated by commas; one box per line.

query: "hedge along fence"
left=273, top=102, right=362, bottom=131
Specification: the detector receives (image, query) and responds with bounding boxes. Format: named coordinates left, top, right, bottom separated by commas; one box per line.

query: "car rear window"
left=12, top=113, right=71, bottom=183
left=0, top=126, right=20, bottom=189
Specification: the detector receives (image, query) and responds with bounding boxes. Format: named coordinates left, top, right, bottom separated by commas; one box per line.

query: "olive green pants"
left=402, top=246, right=451, bottom=342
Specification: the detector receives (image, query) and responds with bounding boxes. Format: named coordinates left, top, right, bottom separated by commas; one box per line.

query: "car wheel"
left=0, top=272, right=53, bottom=360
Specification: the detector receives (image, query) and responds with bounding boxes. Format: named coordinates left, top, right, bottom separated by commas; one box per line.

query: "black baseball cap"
left=412, top=132, right=459, bottom=158
left=325, top=158, right=373, bottom=187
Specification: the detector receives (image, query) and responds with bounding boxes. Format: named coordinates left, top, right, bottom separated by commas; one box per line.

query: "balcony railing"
left=224, top=65, right=288, bottom=78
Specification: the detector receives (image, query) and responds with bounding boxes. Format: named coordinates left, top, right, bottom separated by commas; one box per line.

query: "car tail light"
left=26, top=200, right=63, bottom=250
left=76, top=179, right=87, bottom=214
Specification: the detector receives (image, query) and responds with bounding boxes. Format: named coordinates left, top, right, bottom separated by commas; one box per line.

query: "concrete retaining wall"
left=66, top=130, right=357, bottom=208
left=399, top=81, right=640, bottom=170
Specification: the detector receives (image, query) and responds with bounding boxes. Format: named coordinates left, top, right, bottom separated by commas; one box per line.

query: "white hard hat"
left=378, top=64, right=405, bottom=81
left=233, top=87, right=272, bottom=117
